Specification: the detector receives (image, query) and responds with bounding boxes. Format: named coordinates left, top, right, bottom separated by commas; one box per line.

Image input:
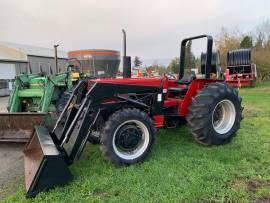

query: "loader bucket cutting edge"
left=0, top=113, right=46, bottom=142
left=24, top=125, right=72, bottom=198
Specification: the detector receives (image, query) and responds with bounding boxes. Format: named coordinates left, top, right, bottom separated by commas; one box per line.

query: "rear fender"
left=180, top=79, right=217, bottom=116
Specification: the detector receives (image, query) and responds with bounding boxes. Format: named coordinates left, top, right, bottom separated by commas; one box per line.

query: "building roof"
left=0, top=41, right=68, bottom=59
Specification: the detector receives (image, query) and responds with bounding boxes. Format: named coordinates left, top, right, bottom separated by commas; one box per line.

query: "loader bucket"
left=0, top=113, right=46, bottom=142
left=24, top=125, right=72, bottom=198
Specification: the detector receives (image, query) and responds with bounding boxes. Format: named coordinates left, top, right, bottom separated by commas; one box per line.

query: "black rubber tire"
left=88, top=132, right=101, bottom=144
left=100, top=108, right=156, bottom=166
left=227, top=49, right=251, bottom=66
left=201, top=52, right=220, bottom=75
left=186, top=82, right=243, bottom=145
left=56, top=91, right=72, bottom=113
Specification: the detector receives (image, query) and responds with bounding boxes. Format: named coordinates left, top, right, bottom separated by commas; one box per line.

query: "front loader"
left=8, top=71, right=73, bottom=112
left=22, top=33, right=243, bottom=198
left=0, top=70, right=76, bottom=142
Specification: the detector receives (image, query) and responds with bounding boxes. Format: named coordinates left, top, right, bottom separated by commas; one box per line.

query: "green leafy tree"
left=134, top=56, right=142, bottom=67
left=215, top=28, right=241, bottom=67
left=240, top=36, right=253, bottom=48
left=167, top=57, right=180, bottom=73
left=146, top=60, right=167, bottom=75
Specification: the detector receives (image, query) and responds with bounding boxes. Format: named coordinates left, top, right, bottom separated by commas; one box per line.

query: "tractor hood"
left=88, top=77, right=164, bottom=89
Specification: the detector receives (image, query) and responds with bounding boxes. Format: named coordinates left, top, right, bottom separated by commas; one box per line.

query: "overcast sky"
left=1, top=0, right=270, bottom=64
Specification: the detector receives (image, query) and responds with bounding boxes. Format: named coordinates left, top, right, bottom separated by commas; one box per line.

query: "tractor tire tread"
left=186, top=82, right=243, bottom=146
left=100, top=108, right=156, bottom=166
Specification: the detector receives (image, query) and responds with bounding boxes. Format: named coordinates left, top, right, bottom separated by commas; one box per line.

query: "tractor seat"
left=168, top=72, right=196, bottom=95
left=174, top=72, right=196, bottom=85
left=168, top=87, right=188, bottom=95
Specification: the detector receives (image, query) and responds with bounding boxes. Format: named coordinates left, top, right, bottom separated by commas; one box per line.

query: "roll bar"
left=179, top=35, right=213, bottom=79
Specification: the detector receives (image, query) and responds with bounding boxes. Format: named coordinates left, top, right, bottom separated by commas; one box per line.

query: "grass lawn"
left=2, top=82, right=270, bottom=202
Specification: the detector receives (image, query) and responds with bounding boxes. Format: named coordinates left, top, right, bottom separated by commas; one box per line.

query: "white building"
left=0, top=42, right=68, bottom=95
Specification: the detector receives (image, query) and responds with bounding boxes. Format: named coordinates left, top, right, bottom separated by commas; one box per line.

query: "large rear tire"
left=186, top=82, right=243, bottom=145
left=100, top=108, right=156, bottom=166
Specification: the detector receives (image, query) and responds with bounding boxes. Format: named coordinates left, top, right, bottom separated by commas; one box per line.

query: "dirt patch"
left=230, top=178, right=270, bottom=198
left=230, top=177, right=247, bottom=188
left=0, top=97, right=8, bottom=112
left=247, top=180, right=270, bottom=192
left=246, top=180, right=270, bottom=202
left=0, top=176, right=24, bottom=200
left=255, top=198, right=270, bottom=203
left=248, top=180, right=261, bottom=192
left=244, top=106, right=264, bottom=117
left=92, top=188, right=108, bottom=197
left=0, top=143, right=25, bottom=199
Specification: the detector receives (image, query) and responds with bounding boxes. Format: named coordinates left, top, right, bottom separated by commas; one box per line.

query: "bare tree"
left=215, top=28, right=241, bottom=67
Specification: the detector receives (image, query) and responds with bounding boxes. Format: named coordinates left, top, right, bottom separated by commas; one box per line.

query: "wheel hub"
left=116, top=125, right=142, bottom=151
left=212, top=99, right=236, bottom=135
left=112, top=120, right=150, bottom=160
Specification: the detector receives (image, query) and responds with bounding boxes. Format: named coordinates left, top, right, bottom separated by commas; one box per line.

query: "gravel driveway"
left=0, top=97, right=8, bottom=112
left=0, top=96, right=24, bottom=199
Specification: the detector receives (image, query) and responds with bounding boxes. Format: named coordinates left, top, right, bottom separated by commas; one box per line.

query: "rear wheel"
left=100, top=108, right=156, bottom=165
left=186, top=82, right=243, bottom=145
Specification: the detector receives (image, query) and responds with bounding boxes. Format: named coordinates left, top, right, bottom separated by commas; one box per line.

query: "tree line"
left=216, top=21, right=270, bottom=81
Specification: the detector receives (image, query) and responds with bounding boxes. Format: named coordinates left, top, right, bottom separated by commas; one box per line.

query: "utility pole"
left=54, top=44, right=59, bottom=73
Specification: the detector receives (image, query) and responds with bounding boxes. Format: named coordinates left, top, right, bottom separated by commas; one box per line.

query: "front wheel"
left=186, top=82, right=243, bottom=145
left=100, top=108, right=156, bottom=165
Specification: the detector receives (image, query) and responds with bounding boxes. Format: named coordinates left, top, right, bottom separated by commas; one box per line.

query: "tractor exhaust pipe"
left=54, top=44, right=59, bottom=73
left=122, top=29, right=131, bottom=78
left=122, top=29, right=126, bottom=57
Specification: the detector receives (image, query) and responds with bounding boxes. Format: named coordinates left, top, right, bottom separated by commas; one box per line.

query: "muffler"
left=0, top=113, right=46, bottom=142
left=24, top=125, right=72, bottom=198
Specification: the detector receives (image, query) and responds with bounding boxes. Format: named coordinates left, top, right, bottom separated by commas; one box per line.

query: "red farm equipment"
left=22, top=32, right=243, bottom=197
left=224, top=49, right=257, bottom=88
left=201, top=51, right=223, bottom=80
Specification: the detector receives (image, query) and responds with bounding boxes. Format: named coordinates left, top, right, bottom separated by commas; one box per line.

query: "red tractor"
left=224, top=49, right=257, bottom=88
left=22, top=32, right=243, bottom=197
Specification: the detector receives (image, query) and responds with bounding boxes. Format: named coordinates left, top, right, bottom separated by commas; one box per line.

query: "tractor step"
left=24, top=125, right=72, bottom=198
